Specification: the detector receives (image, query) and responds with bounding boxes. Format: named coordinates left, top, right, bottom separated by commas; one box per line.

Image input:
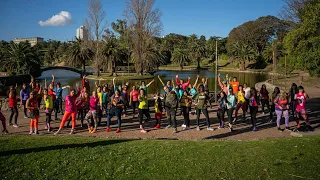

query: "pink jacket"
left=65, top=88, right=80, bottom=112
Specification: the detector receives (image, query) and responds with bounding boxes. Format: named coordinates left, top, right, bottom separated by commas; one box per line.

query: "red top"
left=130, top=90, right=139, bottom=101
left=9, top=96, right=17, bottom=107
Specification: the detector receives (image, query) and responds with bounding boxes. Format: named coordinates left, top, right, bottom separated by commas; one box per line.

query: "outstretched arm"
left=205, top=77, right=208, bottom=85
left=218, top=74, right=223, bottom=89
left=62, top=85, right=70, bottom=89
left=158, top=75, right=165, bottom=86
left=185, top=77, right=191, bottom=86
left=146, top=79, right=155, bottom=87
left=175, top=75, right=180, bottom=85
left=82, top=75, right=86, bottom=89
left=193, top=75, right=200, bottom=88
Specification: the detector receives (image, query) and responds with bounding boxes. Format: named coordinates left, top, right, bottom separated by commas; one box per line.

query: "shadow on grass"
left=0, top=139, right=132, bottom=157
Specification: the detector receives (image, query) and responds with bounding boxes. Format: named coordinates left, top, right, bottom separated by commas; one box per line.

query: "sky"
left=0, top=0, right=285, bottom=42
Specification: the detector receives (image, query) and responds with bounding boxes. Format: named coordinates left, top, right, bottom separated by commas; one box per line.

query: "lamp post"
left=215, top=40, right=218, bottom=103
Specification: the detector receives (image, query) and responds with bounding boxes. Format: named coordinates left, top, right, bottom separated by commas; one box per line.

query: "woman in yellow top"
left=233, top=85, right=247, bottom=123
left=138, top=89, right=150, bottom=133
left=154, top=93, right=163, bottom=129
left=95, top=81, right=103, bottom=126
left=43, top=88, right=53, bottom=132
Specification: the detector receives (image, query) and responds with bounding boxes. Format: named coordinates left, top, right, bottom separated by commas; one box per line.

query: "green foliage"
left=229, top=42, right=257, bottom=70
left=283, top=0, right=320, bottom=76
left=1, top=135, right=320, bottom=179
left=171, top=48, right=190, bottom=69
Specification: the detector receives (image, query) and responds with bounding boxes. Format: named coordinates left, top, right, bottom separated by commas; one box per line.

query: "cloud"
left=39, top=11, right=72, bottom=26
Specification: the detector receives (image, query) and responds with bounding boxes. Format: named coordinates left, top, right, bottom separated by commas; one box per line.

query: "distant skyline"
left=0, top=0, right=285, bottom=41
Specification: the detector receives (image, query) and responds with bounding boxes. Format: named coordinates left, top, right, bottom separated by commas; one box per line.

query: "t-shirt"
left=20, top=88, right=30, bottom=101
left=111, top=95, right=124, bottom=109
left=275, top=99, right=288, bottom=111
left=131, top=90, right=139, bottom=101
left=102, top=92, right=109, bottom=104
left=218, top=97, right=227, bottom=109
left=97, top=92, right=102, bottom=103
left=54, top=87, right=63, bottom=99
left=138, top=96, right=148, bottom=109
left=249, top=96, right=258, bottom=107
left=89, top=96, right=99, bottom=111
left=194, top=93, right=208, bottom=109
left=244, top=87, right=251, bottom=99
left=296, top=93, right=306, bottom=111
left=180, top=94, right=190, bottom=107
left=48, top=89, right=56, bottom=101
left=154, top=98, right=162, bottom=113
left=237, top=91, right=246, bottom=104
left=260, top=89, right=269, bottom=100
left=44, top=95, right=53, bottom=109
left=230, top=81, right=239, bottom=93
left=165, top=93, right=178, bottom=109
left=227, top=94, right=237, bottom=109
left=139, top=86, right=148, bottom=95
left=189, top=88, right=197, bottom=98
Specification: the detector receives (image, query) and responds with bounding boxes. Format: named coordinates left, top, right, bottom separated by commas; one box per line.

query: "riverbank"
left=86, top=73, right=153, bottom=81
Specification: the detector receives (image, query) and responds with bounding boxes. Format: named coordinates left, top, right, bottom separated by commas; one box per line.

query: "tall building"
left=76, top=26, right=88, bottom=40
left=13, top=37, right=44, bottom=46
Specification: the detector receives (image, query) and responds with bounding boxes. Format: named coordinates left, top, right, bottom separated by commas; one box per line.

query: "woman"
left=95, top=84, right=103, bottom=126
left=84, top=91, right=100, bottom=133
left=295, top=86, right=310, bottom=129
left=139, top=79, right=155, bottom=96
left=270, top=87, right=280, bottom=122
left=175, top=75, right=191, bottom=91
left=259, top=84, right=270, bottom=114
left=180, top=91, right=192, bottom=130
left=8, top=86, right=19, bottom=127
left=106, top=90, right=124, bottom=133
left=194, top=85, right=213, bottom=131
left=227, top=88, right=237, bottom=132
left=122, top=85, right=129, bottom=117
left=249, top=88, right=259, bottom=131
left=130, top=85, right=139, bottom=119
left=275, top=92, right=290, bottom=131
left=54, top=84, right=80, bottom=135
left=20, top=83, right=30, bottom=118
left=154, top=93, right=163, bottom=129
left=217, top=91, right=227, bottom=129
left=43, top=88, right=53, bottom=132
left=289, top=83, right=298, bottom=117
left=138, top=89, right=150, bottom=133
left=26, top=92, right=40, bottom=135
left=234, top=85, right=247, bottom=122
left=102, top=86, right=109, bottom=118
left=164, top=87, right=178, bottom=133
left=76, top=92, right=90, bottom=128
left=30, top=76, right=42, bottom=109
left=218, top=73, right=229, bottom=95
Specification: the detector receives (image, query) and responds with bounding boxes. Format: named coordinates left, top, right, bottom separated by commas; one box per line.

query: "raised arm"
left=62, top=85, right=71, bottom=90
left=146, top=79, right=155, bottom=87
left=175, top=75, right=180, bottom=85
left=82, top=75, right=86, bottom=89
left=185, top=77, right=191, bottom=86
left=193, top=75, right=200, bottom=88
left=218, top=74, right=223, bottom=89
left=30, top=75, right=34, bottom=86
left=158, top=75, right=165, bottom=86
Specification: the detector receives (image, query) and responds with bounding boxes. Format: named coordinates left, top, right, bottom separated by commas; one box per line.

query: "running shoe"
left=277, top=127, right=282, bottom=132
left=218, top=126, right=224, bottom=129
left=24, top=116, right=28, bottom=119
left=70, top=129, right=75, bottom=135
left=232, top=118, right=237, bottom=123
left=252, top=126, right=257, bottom=132
left=207, top=127, right=214, bottom=131
left=285, top=127, right=291, bottom=132
left=54, top=129, right=61, bottom=135
left=2, top=129, right=8, bottom=134
left=173, top=128, right=177, bottom=133
left=183, top=126, right=190, bottom=130
left=91, top=129, right=97, bottom=134
left=141, top=129, right=147, bottom=133
left=13, top=124, right=19, bottom=128
left=196, top=126, right=200, bottom=131
left=29, top=130, right=33, bottom=135
left=116, top=128, right=121, bottom=133
left=227, top=127, right=233, bottom=132
left=181, top=124, right=186, bottom=128
left=165, top=125, right=172, bottom=129
left=155, top=124, right=161, bottom=129
left=34, top=131, right=39, bottom=135
left=88, top=126, right=92, bottom=133
left=297, top=124, right=301, bottom=129
left=106, top=127, right=111, bottom=132
left=8, top=123, right=12, bottom=126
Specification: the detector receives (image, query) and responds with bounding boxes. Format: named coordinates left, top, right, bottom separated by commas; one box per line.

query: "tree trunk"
left=180, top=64, right=183, bottom=71
left=273, top=47, right=277, bottom=72
left=82, top=63, right=86, bottom=74
left=197, top=59, right=201, bottom=70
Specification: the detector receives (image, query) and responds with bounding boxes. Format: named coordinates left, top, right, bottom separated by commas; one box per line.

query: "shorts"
left=155, top=112, right=162, bottom=119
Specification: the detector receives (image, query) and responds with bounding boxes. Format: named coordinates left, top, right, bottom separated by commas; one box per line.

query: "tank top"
left=89, top=96, right=99, bottom=111
left=131, top=90, right=139, bottom=101
left=44, top=95, right=53, bottom=109
left=138, top=96, right=148, bottom=109
left=237, top=91, right=246, bottom=104
left=154, top=98, right=161, bottom=113
left=295, top=93, right=306, bottom=111
left=28, top=98, right=38, bottom=112
left=9, top=96, right=17, bottom=108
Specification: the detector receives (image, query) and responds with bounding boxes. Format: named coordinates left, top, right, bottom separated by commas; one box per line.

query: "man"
left=164, top=86, right=178, bottom=133
left=229, top=77, right=240, bottom=95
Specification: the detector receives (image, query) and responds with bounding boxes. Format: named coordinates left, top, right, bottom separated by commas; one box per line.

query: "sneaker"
left=285, top=127, right=291, bottom=132
left=155, top=124, right=161, bottom=129
left=91, top=129, right=97, bottom=134
left=70, top=129, right=75, bottom=135
left=24, top=116, right=28, bottom=119
left=263, top=112, right=265, bottom=115
left=297, top=124, right=301, bottom=129
left=13, top=124, right=19, bottom=128
left=207, top=127, right=214, bottom=131
left=54, top=129, right=61, bottom=135
left=116, top=128, right=121, bottom=133
left=141, top=129, right=147, bottom=133
left=269, top=120, right=274, bottom=123
left=8, top=123, right=13, bottom=126
left=252, top=126, right=257, bottom=132
left=173, top=128, right=177, bottom=133
left=34, top=131, right=39, bottom=135
left=183, top=126, right=190, bottom=130
left=232, top=118, right=237, bottom=123
left=106, top=127, right=111, bottom=132
left=218, top=126, right=224, bottom=129
left=227, top=127, right=233, bottom=132
left=181, top=124, right=186, bottom=128
left=29, top=130, right=33, bottom=135
left=165, top=125, right=172, bottom=129
left=2, top=129, right=8, bottom=134
left=47, top=128, right=51, bottom=132
left=45, top=126, right=48, bottom=130
left=277, top=127, right=282, bottom=132
left=88, top=126, right=92, bottom=133
left=196, top=126, right=200, bottom=131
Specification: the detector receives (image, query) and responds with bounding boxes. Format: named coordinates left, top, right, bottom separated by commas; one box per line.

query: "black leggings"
left=22, top=100, right=28, bottom=117
left=132, top=101, right=139, bottom=115
left=9, top=106, right=18, bottom=124
left=250, top=106, right=258, bottom=127
left=217, top=108, right=226, bottom=127
left=138, top=109, right=151, bottom=125
left=37, top=97, right=42, bottom=108
left=45, top=109, right=52, bottom=124
left=261, top=99, right=270, bottom=113
left=196, top=108, right=210, bottom=127
left=182, top=106, right=190, bottom=127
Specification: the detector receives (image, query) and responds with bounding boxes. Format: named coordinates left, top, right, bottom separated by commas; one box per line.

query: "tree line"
left=0, top=0, right=319, bottom=77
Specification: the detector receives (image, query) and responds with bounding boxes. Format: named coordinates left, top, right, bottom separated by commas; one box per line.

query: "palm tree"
left=172, top=48, right=189, bottom=70
left=188, top=34, right=206, bottom=69
left=230, top=42, right=256, bottom=70
left=67, top=38, right=93, bottom=73
left=103, top=36, right=121, bottom=76
left=263, top=41, right=282, bottom=72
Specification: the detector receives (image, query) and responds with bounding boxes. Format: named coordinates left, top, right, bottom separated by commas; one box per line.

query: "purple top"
left=20, top=87, right=30, bottom=101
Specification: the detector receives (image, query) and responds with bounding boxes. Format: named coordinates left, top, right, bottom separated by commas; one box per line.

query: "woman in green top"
left=227, top=88, right=237, bottom=132
left=138, top=89, right=150, bottom=133
left=139, top=80, right=155, bottom=96
left=194, top=85, right=214, bottom=131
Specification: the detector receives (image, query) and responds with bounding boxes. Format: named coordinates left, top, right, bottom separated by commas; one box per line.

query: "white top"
left=244, top=87, right=251, bottom=99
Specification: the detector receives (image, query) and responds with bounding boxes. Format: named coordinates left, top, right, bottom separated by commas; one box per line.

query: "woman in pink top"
left=175, top=75, right=190, bottom=91
left=84, top=91, right=101, bottom=133
left=218, top=73, right=229, bottom=95
left=249, top=88, right=258, bottom=132
left=130, top=85, right=139, bottom=118
left=295, top=86, right=310, bottom=129
left=55, top=85, right=80, bottom=135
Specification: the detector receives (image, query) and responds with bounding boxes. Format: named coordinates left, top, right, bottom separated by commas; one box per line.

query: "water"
left=37, top=70, right=269, bottom=97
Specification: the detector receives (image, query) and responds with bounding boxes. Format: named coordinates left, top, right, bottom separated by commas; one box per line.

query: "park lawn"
left=0, top=135, right=320, bottom=180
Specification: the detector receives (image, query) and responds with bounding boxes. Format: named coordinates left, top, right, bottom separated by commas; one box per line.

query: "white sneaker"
left=181, top=124, right=186, bottom=128
left=207, top=127, right=214, bottom=131
left=196, top=126, right=200, bottom=131
left=183, top=126, right=190, bottom=130
left=141, top=129, right=147, bottom=133
left=13, top=124, right=19, bottom=128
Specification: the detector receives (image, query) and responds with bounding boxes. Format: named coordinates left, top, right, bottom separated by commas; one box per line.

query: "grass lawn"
left=1, top=135, right=320, bottom=179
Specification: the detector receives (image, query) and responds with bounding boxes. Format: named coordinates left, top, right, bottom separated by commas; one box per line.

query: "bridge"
left=39, top=66, right=90, bottom=79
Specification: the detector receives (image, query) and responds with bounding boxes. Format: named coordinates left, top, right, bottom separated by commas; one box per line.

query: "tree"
left=124, top=0, right=162, bottom=75
left=279, top=0, right=311, bottom=25
left=102, top=30, right=122, bottom=76
left=171, top=48, right=189, bottom=70
left=66, top=38, right=93, bottom=73
left=263, top=41, right=283, bottom=72
left=188, top=34, right=206, bottom=69
left=230, top=42, right=256, bottom=70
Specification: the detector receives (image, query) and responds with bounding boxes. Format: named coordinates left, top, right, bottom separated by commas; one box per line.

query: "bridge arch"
left=39, top=66, right=83, bottom=79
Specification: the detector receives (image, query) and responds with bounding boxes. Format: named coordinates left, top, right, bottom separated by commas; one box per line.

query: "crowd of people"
left=0, top=73, right=311, bottom=135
